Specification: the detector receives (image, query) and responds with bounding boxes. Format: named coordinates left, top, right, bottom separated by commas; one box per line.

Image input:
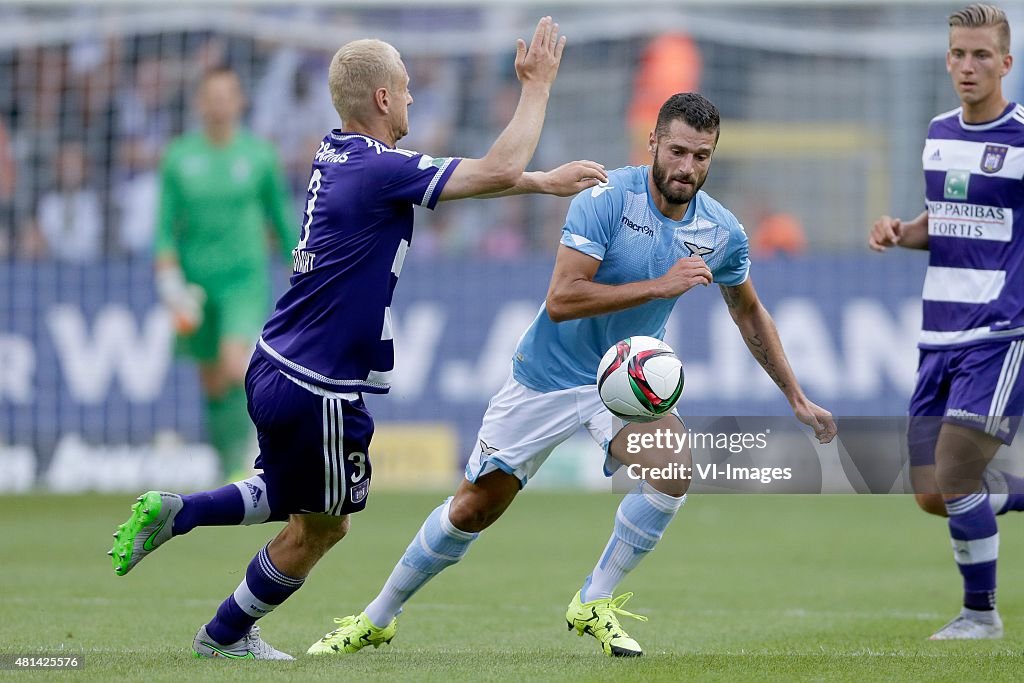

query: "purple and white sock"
left=205, top=543, right=305, bottom=645
left=172, top=475, right=283, bottom=535
left=946, top=492, right=999, bottom=612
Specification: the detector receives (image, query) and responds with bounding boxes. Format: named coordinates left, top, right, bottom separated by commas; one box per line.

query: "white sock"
left=580, top=481, right=685, bottom=603
left=364, top=499, right=478, bottom=627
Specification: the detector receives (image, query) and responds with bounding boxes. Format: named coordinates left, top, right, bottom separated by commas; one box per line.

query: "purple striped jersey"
left=920, top=103, right=1024, bottom=348
left=256, top=131, right=460, bottom=393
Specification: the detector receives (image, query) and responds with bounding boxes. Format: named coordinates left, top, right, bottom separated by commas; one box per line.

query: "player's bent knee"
left=913, top=492, right=947, bottom=517
left=447, top=494, right=502, bottom=533
left=645, top=472, right=689, bottom=498
left=446, top=498, right=491, bottom=533
left=317, top=515, right=350, bottom=545
left=933, top=462, right=985, bottom=498
left=626, top=451, right=691, bottom=496
left=447, top=471, right=519, bottom=533
left=286, top=514, right=350, bottom=555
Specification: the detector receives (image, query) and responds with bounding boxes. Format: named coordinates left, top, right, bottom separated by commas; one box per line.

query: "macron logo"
left=591, top=182, right=613, bottom=198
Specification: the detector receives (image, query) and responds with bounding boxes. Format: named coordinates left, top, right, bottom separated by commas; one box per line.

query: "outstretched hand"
left=514, top=16, right=567, bottom=87
left=541, top=160, right=608, bottom=196
left=793, top=398, right=837, bottom=444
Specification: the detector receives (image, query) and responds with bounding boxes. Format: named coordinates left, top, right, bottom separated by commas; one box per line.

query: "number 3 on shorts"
left=348, top=452, right=367, bottom=483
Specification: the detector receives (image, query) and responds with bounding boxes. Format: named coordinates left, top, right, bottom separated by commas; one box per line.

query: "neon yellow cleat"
left=566, top=591, right=648, bottom=657
left=306, top=612, right=397, bottom=655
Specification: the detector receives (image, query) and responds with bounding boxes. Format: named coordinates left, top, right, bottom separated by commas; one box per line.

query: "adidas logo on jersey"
left=930, top=148, right=942, bottom=161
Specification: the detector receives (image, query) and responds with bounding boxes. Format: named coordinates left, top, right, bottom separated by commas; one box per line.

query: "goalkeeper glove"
left=156, top=267, right=206, bottom=336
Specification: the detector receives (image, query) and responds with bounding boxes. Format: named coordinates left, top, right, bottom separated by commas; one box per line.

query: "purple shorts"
left=246, top=353, right=373, bottom=515
left=907, top=340, right=1024, bottom=466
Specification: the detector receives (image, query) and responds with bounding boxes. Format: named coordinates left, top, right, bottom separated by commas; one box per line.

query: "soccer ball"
left=596, top=336, right=684, bottom=422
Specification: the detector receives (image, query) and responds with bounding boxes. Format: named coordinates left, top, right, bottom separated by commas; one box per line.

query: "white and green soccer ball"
left=596, top=336, right=684, bottom=423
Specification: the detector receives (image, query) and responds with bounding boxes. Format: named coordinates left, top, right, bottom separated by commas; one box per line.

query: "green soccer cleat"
left=109, top=490, right=183, bottom=576
left=566, top=590, right=648, bottom=657
left=306, top=612, right=397, bottom=655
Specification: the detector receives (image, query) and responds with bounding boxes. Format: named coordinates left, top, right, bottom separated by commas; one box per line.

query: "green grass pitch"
left=1, top=492, right=1022, bottom=681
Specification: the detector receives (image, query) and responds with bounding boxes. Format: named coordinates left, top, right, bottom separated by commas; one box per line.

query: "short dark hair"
left=655, top=93, right=720, bottom=139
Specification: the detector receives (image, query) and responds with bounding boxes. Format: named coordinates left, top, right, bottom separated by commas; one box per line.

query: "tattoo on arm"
left=722, top=285, right=791, bottom=392
left=745, top=332, right=788, bottom=390
left=720, top=285, right=742, bottom=310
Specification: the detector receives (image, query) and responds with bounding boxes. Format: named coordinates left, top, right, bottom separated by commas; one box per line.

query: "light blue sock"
left=580, top=480, right=685, bottom=603
left=364, top=499, right=478, bottom=627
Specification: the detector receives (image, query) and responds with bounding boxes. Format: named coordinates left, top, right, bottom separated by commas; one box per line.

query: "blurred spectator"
left=66, top=37, right=121, bottom=240
left=749, top=210, right=808, bottom=258
left=440, top=67, right=570, bottom=257
left=7, top=46, right=74, bottom=259
left=627, top=33, right=702, bottom=165
left=399, top=54, right=459, bottom=254
left=251, top=47, right=337, bottom=194
left=0, top=118, right=15, bottom=257
left=477, top=194, right=529, bottom=260
left=191, top=36, right=230, bottom=80
left=492, top=77, right=571, bottom=254
left=114, top=55, right=178, bottom=256
left=31, top=141, right=103, bottom=262
left=402, top=55, right=458, bottom=155
left=10, top=46, right=65, bottom=233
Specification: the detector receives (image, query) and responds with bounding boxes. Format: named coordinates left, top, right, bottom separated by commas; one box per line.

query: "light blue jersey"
left=513, top=165, right=750, bottom=393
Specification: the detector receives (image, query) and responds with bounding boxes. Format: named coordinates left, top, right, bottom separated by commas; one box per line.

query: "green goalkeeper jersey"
left=155, top=130, right=295, bottom=287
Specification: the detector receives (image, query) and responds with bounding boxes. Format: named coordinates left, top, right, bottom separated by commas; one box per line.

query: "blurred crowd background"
left=3, top=2, right=1019, bottom=263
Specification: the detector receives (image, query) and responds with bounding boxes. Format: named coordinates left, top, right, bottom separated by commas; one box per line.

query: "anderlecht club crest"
left=980, top=144, right=1008, bottom=174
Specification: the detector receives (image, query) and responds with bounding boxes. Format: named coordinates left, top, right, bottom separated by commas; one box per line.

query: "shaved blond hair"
left=949, top=3, right=1011, bottom=54
left=328, top=39, right=404, bottom=124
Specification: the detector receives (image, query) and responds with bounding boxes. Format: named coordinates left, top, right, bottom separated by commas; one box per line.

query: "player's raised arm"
left=719, top=279, right=837, bottom=444
left=439, top=16, right=567, bottom=201
left=869, top=209, right=929, bottom=251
